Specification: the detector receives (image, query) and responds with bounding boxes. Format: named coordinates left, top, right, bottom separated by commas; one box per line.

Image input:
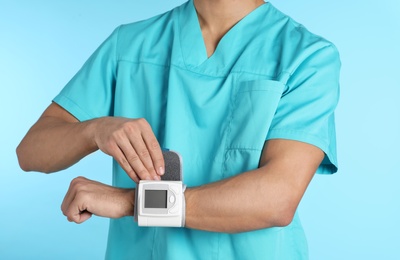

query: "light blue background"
left=1, top=0, right=399, bottom=259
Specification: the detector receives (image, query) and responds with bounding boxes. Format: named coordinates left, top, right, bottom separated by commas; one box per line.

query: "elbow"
left=267, top=203, right=297, bottom=228
left=263, top=189, right=303, bottom=228
left=272, top=209, right=295, bottom=227
left=16, top=144, right=31, bottom=172
left=16, top=144, right=52, bottom=173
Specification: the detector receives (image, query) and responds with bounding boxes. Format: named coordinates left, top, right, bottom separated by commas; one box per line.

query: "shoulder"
left=265, top=4, right=336, bottom=49
left=115, top=12, right=174, bottom=54
left=104, top=4, right=184, bottom=62
left=256, top=3, right=340, bottom=82
left=111, top=2, right=188, bottom=62
left=117, top=10, right=174, bottom=40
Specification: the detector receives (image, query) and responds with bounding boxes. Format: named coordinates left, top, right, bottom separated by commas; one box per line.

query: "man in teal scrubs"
left=17, top=0, right=340, bottom=259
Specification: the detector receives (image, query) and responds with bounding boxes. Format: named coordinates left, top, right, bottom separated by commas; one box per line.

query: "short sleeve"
left=266, top=45, right=341, bottom=174
left=53, top=26, right=120, bottom=121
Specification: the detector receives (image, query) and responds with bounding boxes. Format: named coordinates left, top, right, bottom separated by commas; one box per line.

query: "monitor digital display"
left=145, top=190, right=168, bottom=208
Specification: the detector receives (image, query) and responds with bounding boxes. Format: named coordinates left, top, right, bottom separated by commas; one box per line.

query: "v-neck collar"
left=178, top=0, right=270, bottom=71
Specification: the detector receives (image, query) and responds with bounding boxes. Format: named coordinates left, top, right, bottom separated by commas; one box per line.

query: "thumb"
left=76, top=210, right=93, bottom=224
left=68, top=210, right=92, bottom=224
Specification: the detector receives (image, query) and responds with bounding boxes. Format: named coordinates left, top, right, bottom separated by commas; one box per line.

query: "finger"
left=66, top=209, right=92, bottom=224
left=61, top=177, right=83, bottom=215
left=137, top=119, right=164, bottom=176
left=64, top=192, right=91, bottom=224
left=107, top=141, right=141, bottom=182
left=141, top=131, right=164, bottom=176
left=61, top=190, right=72, bottom=216
left=118, top=137, right=159, bottom=181
left=65, top=200, right=82, bottom=223
left=76, top=211, right=93, bottom=224
left=111, top=142, right=144, bottom=182
left=130, top=138, right=160, bottom=180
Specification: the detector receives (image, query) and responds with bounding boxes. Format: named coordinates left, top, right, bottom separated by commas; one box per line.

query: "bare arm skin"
left=17, top=103, right=96, bottom=173
left=61, top=139, right=323, bottom=232
left=184, top=139, right=323, bottom=233
left=61, top=177, right=135, bottom=223
left=16, top=102, right=165, bottom=182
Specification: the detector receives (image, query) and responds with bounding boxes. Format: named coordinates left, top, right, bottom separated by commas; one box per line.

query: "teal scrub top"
left=53, top=1, right=341, bottom=259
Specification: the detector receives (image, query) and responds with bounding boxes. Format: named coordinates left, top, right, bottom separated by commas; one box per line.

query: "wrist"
left=123, top=188, right=136, bottom=217
left=181, top=187, right=195, bottom=229
left=85, top=117, right=103, bottom=151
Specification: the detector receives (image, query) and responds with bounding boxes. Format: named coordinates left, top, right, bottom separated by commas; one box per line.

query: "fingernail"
left=153, top=175, right=160, bottom=181
left=158, top=167, right=165, bottom=176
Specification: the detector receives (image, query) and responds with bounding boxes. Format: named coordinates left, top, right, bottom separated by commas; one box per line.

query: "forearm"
left=17, top=102, right=166, bottom=181
left=17, top=116, right=98, bottom=173
left=184, top=166, right=302, bottom=233
left=183, top=140, right=321, bottom=233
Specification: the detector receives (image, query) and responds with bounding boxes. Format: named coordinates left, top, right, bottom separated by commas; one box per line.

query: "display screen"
left=145, top=190, right=168, bottom=208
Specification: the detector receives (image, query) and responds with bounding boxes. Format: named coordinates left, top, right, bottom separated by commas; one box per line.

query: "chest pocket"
left=223, top=80, right=284, bottom=178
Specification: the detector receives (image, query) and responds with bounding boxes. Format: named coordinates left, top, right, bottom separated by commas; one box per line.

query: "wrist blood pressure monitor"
left=134, top=150, right=186, bottom=227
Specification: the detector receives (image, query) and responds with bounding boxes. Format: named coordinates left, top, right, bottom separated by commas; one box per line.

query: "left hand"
left=61, top=177, right=135, bottom=224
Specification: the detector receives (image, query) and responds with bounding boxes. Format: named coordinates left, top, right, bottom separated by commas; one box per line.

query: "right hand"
left=93, top=117, right=164, bottom=182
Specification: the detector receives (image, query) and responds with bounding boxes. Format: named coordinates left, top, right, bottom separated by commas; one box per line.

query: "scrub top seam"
left=237, top=88, right=283, bottom=94
left=266, top=128, right=336, bottom=166
left=118, top=59, right=172, bottom=69
left=53, top=95, right=95, bottom=121
left=221, top=75, right=240, bottom=180
left=267, top=128, right=329, bottom=146
left=150, top=227, right=157, bottom=260
left=117, top=59, right=284, bottom=80
left=176, top=3, right=191, bottom=71
left=115, top=25, right=122, bottom=64
left=225, top=147, right=262, bottom=152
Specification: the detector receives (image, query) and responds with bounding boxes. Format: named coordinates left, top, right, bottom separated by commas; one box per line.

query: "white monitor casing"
left=135, top=180, right=184, bottom=227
